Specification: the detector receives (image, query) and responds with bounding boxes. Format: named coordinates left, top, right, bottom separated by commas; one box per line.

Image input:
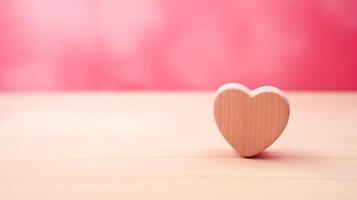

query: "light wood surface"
left=214, top=83, right=290, bottom=157
left=0, top=92, right=357, bottom=199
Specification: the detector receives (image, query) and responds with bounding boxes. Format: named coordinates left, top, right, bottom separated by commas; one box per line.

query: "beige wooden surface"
left=0, top=92, right=356, bottom=199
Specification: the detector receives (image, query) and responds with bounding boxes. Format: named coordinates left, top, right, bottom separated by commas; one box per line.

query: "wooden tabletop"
left=0, top=92, right=356, bottom=199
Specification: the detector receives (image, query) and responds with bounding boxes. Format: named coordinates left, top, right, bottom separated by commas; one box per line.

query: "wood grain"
left=214, top=83, right=290, bottom=157
left=0, top=92, right=357, bottom=200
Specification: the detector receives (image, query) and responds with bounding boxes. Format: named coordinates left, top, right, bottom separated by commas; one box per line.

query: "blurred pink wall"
left=0, top=0, right=357, bottom=90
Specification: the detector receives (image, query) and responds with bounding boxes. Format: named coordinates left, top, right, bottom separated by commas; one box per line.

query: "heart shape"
left=214, top=83, right=290, bottom=157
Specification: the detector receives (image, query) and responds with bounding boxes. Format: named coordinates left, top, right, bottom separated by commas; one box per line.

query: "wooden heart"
left=214, top=83, right=290, bottom=157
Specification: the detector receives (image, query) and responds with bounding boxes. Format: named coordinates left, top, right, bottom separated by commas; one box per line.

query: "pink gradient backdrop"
left=0, top=0, right=357, bottom=90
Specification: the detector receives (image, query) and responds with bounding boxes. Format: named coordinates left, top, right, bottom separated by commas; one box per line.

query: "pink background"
left=0, top=0, right=357, bottom=91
